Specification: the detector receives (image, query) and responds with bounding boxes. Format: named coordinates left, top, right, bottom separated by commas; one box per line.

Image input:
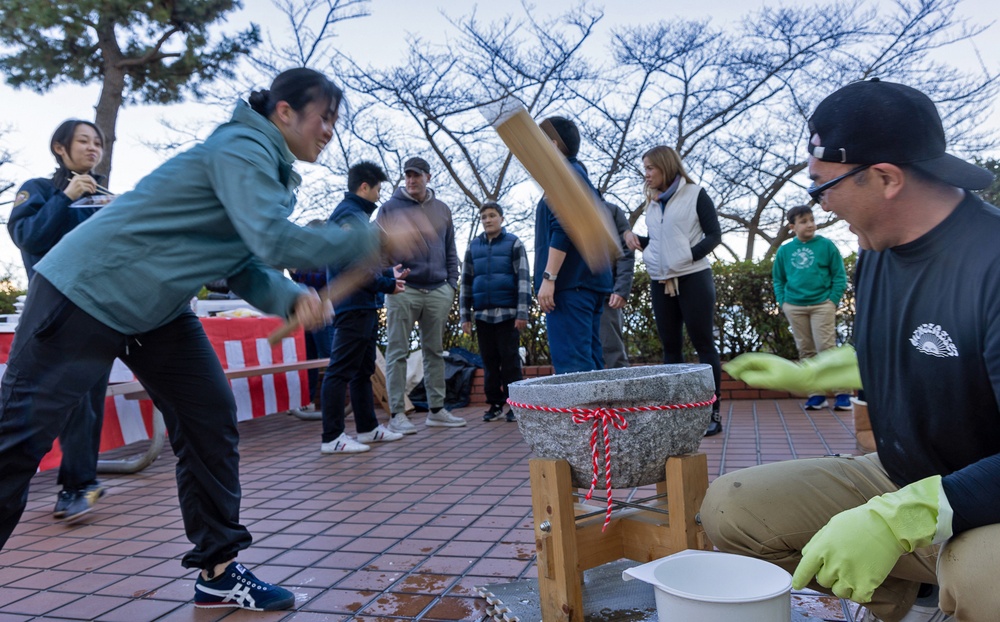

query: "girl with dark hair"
left=0, top=68, right=426, bottom=612
left=624, top=145, right=724, bottom=436
left=7, top=119, right=112, bottom=523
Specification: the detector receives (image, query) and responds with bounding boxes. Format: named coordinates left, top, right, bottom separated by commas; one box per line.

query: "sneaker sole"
left=194, top=597, right=295, bottom=611
left=320, top=446, right=370, bottom=454
left=388, top=426, right=418, bottom=435
left=61, top=506, right=95, bottom=524
left=357, top=435, right=404, bottom=443
left=425, top=420, right=467, bottom=428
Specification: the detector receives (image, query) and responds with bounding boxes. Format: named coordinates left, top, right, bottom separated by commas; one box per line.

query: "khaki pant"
left=701, top=454, right=1000, bottom=622
left=783, top=300, right=837, bottom=360
left=384, top=284, right=454, bottom=414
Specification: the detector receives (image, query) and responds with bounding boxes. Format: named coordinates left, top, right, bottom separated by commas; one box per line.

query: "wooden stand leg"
left=661, top=453, right=711, bottom=552
left=530, top=458, right=583, bottom=622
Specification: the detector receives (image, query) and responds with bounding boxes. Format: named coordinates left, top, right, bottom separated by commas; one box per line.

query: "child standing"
left=772, top=205, right=850, bottom=410
left=460, top=201, right=531, bottom=422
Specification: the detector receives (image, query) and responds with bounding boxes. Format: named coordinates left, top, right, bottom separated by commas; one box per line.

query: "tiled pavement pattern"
left=0, top=399, right=859, bottom=621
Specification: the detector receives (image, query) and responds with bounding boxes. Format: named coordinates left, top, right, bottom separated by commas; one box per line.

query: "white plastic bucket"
left=622, top=550, right=792, bottom=621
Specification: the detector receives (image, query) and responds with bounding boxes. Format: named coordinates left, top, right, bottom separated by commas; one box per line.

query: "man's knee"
left=701, top=470, right=752, bottom=552
left=937, top=524, right=1000, bottom=619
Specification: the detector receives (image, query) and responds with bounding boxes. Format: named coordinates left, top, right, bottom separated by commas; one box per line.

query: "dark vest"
left=470, top=230, right=518, bottom=310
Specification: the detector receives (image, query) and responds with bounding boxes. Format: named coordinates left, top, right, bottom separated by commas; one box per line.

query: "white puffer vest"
left=642, top=180, right=710, bottom=280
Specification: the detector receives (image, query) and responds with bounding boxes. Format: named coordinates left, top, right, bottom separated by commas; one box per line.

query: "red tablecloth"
left=0, top=317, right=309, bottom=471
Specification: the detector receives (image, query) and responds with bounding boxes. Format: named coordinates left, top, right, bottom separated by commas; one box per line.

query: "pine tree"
left=0, top=0, right=260, bottom=180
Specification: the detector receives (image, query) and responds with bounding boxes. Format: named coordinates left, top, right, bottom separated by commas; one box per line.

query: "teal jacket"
left=36, top=102, right=379, bottom=334
left=772, top=235, right=847, bottom=307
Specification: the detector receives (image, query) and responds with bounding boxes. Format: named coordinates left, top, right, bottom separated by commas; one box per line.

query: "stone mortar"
left=509, top=364, right=714, bottom=489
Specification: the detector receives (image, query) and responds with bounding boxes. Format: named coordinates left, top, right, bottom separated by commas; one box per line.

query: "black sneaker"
left=61, top=483, right=106, bottom=524
left=194, top=562, right=295, bottom=611
left=505, top=409, right=516, bottom=422
left=53, top=489, right=76, bottom=518
left=482, top=404, right=504, bottom=422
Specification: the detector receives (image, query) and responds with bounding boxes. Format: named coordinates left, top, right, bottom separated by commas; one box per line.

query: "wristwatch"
left=542, top=271, right=558, bottom=282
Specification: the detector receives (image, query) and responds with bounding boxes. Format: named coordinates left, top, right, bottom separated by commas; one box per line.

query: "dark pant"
left=57, top=372, right=110, bottom=491
left=546, top=287, right=604, bottom=374
left=475, top=319, right=523, bottom=406
left=303, top=324, right=332, bottom=404
left=321, top=309, right=379, bottom=442
left=650, top=269, right=721, bottom=412
left=0, top=276, right=250, bottom=568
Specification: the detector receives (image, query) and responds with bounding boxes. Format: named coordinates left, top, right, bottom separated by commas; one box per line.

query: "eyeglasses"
left=807, top=164, right=871, bottom=203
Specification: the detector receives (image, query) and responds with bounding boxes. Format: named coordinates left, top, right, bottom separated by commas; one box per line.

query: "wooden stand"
left=529, top=453, right=712, bottom=622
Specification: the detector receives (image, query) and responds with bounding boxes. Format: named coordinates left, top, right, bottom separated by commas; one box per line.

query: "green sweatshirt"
left=772, top=235, right=847, bottom=307
left=37, top=101, right=380, bottom=334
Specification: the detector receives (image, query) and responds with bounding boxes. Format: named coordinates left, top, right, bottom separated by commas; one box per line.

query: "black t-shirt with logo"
left=855, top=192, right=1000, bottom=535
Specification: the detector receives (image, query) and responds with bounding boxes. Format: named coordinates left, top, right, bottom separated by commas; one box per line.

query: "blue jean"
left=320, top=309, right=379, bottom=441
left=546, top=287, right=604, bottom=374
left=0, top=275, right=250, bottom=568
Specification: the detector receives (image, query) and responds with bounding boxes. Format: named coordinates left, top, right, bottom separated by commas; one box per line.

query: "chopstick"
left=71, top=172, right=115, bottom=196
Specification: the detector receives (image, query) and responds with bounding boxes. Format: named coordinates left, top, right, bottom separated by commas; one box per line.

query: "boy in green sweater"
left=772, top=205, right=850, bottom=410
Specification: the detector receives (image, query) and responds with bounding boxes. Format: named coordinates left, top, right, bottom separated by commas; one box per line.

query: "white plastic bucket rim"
left=623, top=550, right=792, bottom=603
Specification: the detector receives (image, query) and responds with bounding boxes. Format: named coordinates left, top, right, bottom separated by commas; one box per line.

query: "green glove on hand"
left=723, top=346, right=862, bottom=394
left=791, top=475, right=952, bottom=603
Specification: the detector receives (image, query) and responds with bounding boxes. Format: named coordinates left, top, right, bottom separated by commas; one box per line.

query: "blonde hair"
left=642, top=145, right=693, bottom=202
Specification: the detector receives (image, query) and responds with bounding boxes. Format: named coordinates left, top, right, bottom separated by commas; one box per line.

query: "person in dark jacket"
left=460, top=201, right=531, bottom=422
left=534, top=116, right=614, bottom=374
left=7, top=119, right=111, bottom=523
left=320, top=162, right=409, bottom=453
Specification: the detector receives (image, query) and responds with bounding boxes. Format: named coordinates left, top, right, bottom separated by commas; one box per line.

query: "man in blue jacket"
left=534, top=116, right=613, bottom=373
left=376, top=157, right=465, bottom=433
left=320, top=162, right=409, bottom=453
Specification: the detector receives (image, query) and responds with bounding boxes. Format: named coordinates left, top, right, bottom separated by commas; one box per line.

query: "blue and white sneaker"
left=194, top=562, right=295, bottom=611
left=804, top=395, right=828, bottom=410
left=834, top=394, right=854, bottom=411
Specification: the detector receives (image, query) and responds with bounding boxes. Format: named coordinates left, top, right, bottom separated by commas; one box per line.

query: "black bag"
left=408, top=348, right=483, bottom=411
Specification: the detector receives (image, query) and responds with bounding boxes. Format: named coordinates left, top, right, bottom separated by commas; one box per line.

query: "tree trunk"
left=93, top=18, right=126, bottom=183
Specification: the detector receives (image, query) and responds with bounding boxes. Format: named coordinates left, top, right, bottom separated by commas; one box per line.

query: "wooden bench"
left=97, top=358, right=331, bottom=474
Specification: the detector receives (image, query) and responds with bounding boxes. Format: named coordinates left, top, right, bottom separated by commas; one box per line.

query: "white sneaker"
left=387, top=413, right=418, bottom=435
left=425, top=408, right=467, bottom=428
left=320, top=433, right=370, bottom=454
left=357, top=424, right=404, bottom=443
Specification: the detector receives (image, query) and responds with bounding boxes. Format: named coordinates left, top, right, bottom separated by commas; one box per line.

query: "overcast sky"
left=1, top=0, right=997, bottom=285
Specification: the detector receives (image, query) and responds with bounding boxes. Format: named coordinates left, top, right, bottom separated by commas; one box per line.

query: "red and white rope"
left=508, top=396, right=717, bottom=531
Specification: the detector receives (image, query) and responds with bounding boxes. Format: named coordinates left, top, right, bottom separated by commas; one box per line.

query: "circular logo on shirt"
left=790, top=247, right=815, bottom=270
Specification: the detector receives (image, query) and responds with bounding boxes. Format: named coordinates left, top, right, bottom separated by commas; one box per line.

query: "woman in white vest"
left=625, top=145, right=723, bottom=436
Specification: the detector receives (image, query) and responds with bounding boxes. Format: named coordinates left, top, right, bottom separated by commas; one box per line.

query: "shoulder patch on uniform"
left=12, top=190, right=30, bottom=208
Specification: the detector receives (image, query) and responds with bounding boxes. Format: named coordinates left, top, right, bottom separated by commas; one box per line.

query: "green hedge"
left=385, top=255, right=856, bottom=365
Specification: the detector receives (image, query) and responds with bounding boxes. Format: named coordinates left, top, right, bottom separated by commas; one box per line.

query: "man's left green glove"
left=791, top=475, right=953, bottom=603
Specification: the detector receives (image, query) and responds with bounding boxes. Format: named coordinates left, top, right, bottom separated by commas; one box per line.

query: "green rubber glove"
left=791, top=475, right=952, bottom=603
left=723, top=346, right=862, bottom=394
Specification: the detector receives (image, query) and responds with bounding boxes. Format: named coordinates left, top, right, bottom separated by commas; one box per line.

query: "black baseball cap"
left=403, top=156, right=431, bottom=175
left=808, top=78, right=994, bottom=190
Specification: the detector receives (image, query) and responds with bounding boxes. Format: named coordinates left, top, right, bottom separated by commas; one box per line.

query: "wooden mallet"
left=266, top=265, right=373, bottom=345
left=481, top=97, right=620, bottom=271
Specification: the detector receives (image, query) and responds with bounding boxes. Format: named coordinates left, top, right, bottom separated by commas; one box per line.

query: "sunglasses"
left=807, top=164, right=871, bottom=203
